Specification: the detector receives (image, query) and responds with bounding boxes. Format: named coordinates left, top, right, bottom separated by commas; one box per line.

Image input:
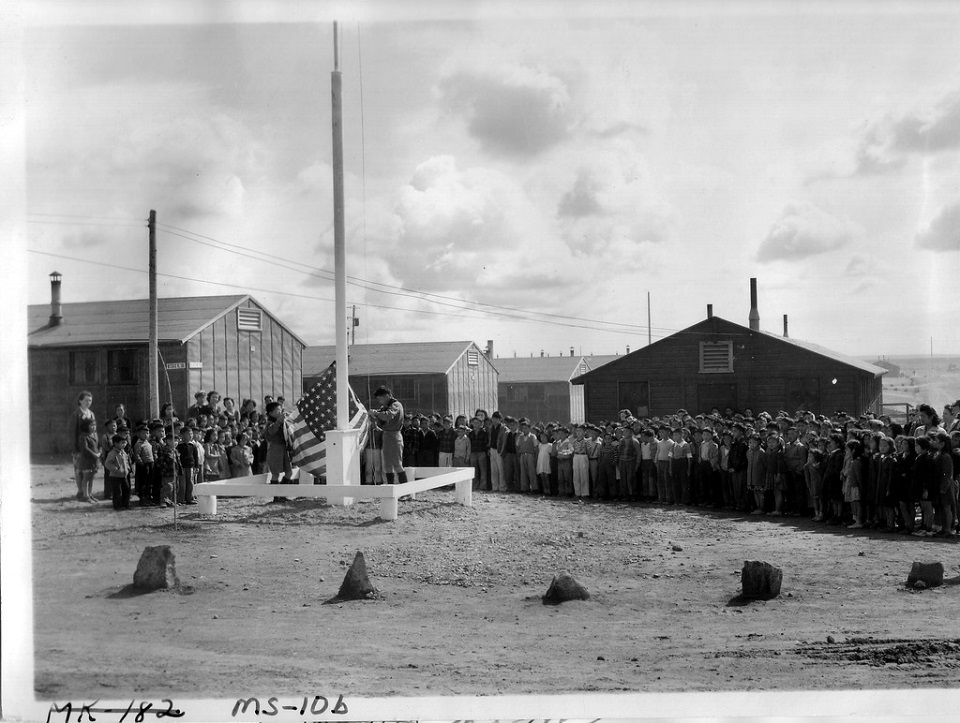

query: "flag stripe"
left=286, top=361, right=368, bottom=479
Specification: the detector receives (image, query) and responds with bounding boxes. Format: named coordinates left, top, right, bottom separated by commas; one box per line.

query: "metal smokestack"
left=749, top=278, right=760, bottom=331
left=783, top=314, right=789, bottom=338
left=49, top=271, right=63, bottom=326
left=707, top=304, right=713, bottom=319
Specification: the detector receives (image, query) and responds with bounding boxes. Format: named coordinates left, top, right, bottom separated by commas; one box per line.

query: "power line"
left=29, top=247, right=668, bottom=334
left=155, top=221, right=678, bottom=334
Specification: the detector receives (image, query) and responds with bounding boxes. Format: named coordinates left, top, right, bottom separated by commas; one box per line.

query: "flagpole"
left=332, top=20, right=349, bottom=430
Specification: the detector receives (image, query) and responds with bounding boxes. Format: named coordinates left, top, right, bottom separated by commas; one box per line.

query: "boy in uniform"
left=104, top=434, right=132, bottom=510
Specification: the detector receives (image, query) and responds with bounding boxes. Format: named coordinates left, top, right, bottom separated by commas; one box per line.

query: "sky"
left=19, top=1, right=960, bottom=359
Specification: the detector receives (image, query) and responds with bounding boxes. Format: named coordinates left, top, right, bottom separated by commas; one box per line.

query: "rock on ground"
left=543, top=572, right=590, bottom=605
left=741, top=560, right=782, bottom=600
left=328, top=551, right=379, bottom=602
left=133, top=545, right=180, bottom=591
left=907, top=561, right=944, bottom=589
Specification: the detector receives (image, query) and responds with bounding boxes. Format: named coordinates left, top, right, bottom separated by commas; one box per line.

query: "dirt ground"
left=30, top=456, right=960, bottom=701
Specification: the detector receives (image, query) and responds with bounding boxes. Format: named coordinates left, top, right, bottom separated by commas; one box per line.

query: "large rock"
left=326, top=551, right=379, bottom=603
left=133, top=545, right=180, bottom=591
left=741, top=560, right=782, bottom=600
left=543, top=572, right=590, bottom=605
left=907, top=561, right=944, bottom=589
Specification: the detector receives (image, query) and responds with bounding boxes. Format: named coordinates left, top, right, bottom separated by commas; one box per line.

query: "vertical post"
left=332, top=21, right=348, bottom=430
left=324, top=20, right=362, bottom=501
left=647, top=291, right=652, bottom=346
left=148, top=210, right=159, bottom=418
left=351, top=303, right=357, bottom=346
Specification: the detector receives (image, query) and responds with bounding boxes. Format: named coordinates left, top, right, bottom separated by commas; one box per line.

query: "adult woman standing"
left=68, top=391, right=96, bottom=500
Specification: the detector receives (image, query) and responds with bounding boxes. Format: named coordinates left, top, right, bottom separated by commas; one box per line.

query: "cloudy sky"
left=20, top=1, right=960, bottom=358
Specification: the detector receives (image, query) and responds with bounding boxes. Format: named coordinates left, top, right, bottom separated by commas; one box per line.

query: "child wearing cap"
left=617, top=426, right=641, bottom=502
left=104, top=434, right=132, bottom=510
left=654, top=426, right=674, bottom=504
left=453, top=425, right=472, bottom=470
left=595, top=431, right=619, bottom=501
left=437, top=416, right=457, bottom=467
left=516, top=420, right=539, bottom=493
left=133, top=424, right=156, bottom=506
left=571, top=425, right=591, bottom=499
left=555, top=427, right=574, bottom=496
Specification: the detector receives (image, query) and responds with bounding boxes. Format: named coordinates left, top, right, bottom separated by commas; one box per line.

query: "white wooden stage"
left=193, top=466, right=474, bottom=521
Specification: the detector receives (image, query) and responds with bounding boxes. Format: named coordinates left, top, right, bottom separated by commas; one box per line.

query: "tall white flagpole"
left=331, top=21, right=348, bottom=430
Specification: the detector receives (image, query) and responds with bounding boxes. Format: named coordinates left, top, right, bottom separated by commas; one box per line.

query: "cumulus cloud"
left=916, top=199, right=960, bottom=251
left=438, top=65, right=573, bottom=156
left=855, top=89, right=960, bottom=174
left=554, top=152, right=676, bottom=269
left=557, top=170, right=604, bottom=217
left=386, top=155, right=581, bottom=305
left=756, top=202, right=859, bottom=262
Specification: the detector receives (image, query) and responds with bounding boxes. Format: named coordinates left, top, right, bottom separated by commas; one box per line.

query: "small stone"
left=597, top=655, right=605, bottom=661
left=212, top=615, right=218, bottom=619
left=672, top=545, right=683, bottom=552
left=858, top=551, right=865, bottom=557
left=826, top=635, right=835, bottom=643
left=133, top=546, right=180, bottom=591
left=577, top=532, right=584, bottom=538
left=209, top=555, right=217, bottom=559
left=741, top=560, right=783, bottom=600
left=914, top=580, right=927, bottom=590
left=543, top=572, right=590, bottom=605
left=907, top=561, right=943, bottom=588
left=325, top=551, right=380, bottom=604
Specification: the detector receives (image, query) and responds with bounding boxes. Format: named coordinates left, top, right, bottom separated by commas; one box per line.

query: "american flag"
left=286, top=362, right=368, bottom=478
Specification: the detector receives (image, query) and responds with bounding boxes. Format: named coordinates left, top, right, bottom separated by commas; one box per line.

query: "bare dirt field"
left=30, top=457, right=960, bottom=701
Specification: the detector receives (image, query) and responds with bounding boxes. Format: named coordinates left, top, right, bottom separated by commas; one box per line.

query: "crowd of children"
left=363, top=402, right=960, bottom=539
left=67, top=387, right=960, bottom=538
left=69, top=390, right=278, bottom=510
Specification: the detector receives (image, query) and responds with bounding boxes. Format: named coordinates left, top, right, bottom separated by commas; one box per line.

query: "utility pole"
left=647, top=291, right=652, bottom=346
left=148, top=210, right=159, bottom=418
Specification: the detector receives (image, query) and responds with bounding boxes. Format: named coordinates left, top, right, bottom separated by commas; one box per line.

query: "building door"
left=618, top=381, right=650, bottom=418
left=697, top=383, right=737, bottom=414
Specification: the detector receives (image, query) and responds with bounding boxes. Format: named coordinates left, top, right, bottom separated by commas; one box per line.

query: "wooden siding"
left=498, top=381, right=574, bottom=424
left=30, top=298, right=304, bottom=453
left=29, top=342, right=184, bottom=453
left=446, top=348, right=498, bottom=419
left=581, top=319, right=882, bottom=420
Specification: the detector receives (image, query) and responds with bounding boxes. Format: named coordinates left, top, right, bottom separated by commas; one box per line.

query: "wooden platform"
left=192, top=467, right=474, bottom=521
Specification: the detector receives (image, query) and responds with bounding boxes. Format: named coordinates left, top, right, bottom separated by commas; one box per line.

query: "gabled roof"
left=27, top=295, right=306, bottom=348
left=572, top=316, right=886, bottom=384
left=757, top=328, right=887, bottom=377
left=304, top=341, right=496, bottom=377
left=495, top=355, right=616, bottom=383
